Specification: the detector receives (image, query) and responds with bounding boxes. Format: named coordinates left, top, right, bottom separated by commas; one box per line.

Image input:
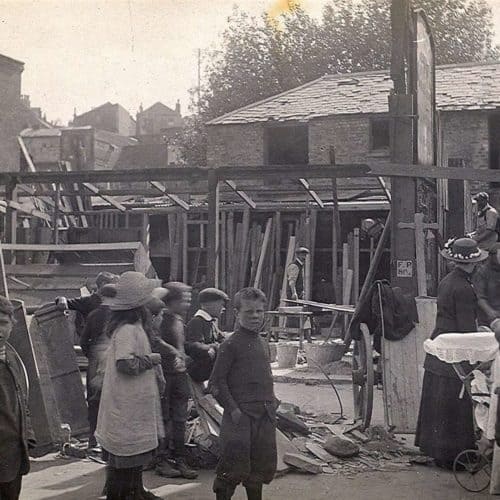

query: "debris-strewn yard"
left=21, top=383, right=490, bottom=500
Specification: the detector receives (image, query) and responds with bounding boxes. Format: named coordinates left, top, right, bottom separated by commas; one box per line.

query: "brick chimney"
left=175, top=99, right=181, bottom=115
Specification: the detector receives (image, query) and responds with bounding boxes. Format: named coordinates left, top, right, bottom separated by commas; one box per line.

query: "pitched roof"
left=141, top=102, right=176, bottom=115
left=207, top=61, right=500, bottom=125
left=0, top=53, right=24, bottom=72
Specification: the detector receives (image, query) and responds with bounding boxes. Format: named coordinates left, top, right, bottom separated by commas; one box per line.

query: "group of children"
left=2, top=271, right=278, bottom=500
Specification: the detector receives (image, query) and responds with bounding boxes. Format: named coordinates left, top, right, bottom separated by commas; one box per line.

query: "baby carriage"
left=424, top=331, right=499, bottom=493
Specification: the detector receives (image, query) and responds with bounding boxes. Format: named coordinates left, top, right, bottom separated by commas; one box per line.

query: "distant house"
left=20, top=126, right=138, bottom=171
left=0, top=53, right=50, bottom=171
left=73, top=102, right=136, bottom=137
left=135, top=101, right=184, bottom=142
left=207, top=61, right=500, bottom=200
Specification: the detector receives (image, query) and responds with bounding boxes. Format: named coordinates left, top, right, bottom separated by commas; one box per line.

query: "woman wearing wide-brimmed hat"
left=415, top=238, right=488, bottom=468
left=95, top=271, right=164, bottom=500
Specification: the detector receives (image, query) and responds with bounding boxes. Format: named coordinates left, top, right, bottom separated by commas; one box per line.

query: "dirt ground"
left=20, top=383, right=492, bottom=500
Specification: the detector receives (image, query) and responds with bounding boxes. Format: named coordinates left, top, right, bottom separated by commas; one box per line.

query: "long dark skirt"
left=415, top=370, right=475, bottom=464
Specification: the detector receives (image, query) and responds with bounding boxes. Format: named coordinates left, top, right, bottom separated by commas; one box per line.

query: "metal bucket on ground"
left=304, top=342, right=344, bottom=367
left=276, top=343, right=299, bottom=368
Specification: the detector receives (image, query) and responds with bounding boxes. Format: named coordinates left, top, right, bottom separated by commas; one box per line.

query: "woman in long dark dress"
left=415, top=238, right=488, bottom=468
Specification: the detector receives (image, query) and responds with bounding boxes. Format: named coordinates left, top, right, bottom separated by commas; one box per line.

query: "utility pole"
left=389, top=0, right=417, bottom=295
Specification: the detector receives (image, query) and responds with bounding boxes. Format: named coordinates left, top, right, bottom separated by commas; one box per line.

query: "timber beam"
left=149, top=181, right=190, bottom=211
left=224, top=180, right=257, bottom=209
left=82, top=182, right=127, bottom=212
left=298, top=178, right=324, bottom=208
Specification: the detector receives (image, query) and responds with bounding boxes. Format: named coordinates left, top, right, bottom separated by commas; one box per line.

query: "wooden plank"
left=150, top=181, right=190, bottom=211
left=382, top=296, right=436, bottom=432
left=224, top=180, right=257, bottom=209
left=5, top=263, right=134, bottom=277
left=220, top=211, right=226, bottom=291
left=238, top=208, right=250, bottom=288
left=53, top=183, right=60, bottom=244
left=254, top=218, right=272, bottom=288
left=298, top=178, right=325, bottom=208
left=227, top=211, right=234, bottom=295
left=8, top=300, right=62, bottom=453
left=207, top=170, right=220, bottom=287
left=1, top=242, right=141, bottom=252
left=0, top=243, right=8, bottom=298
left=342, top=243, right=349, bottom=294
left=353, top=228, right=360, bottom=303
left=82, top=182, right=127, bottom=211
left=182, top=212, right=188, bottom=283
left=280, top=236, right=296, bottom=306
left=31, top=309, right=89, bottom=437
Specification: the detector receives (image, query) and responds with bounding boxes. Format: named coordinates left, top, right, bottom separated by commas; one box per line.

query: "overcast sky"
left=1, top=0, right=500, bottom=124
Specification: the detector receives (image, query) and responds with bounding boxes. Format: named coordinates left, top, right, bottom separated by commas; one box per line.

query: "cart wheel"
left=351, top=323, right=374, bottom=430
left=453, top=449, right=491, bottom=493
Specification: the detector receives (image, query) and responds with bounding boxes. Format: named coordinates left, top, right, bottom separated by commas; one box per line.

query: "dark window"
left=265, top=125, right=308, bottom=165
left=370, top=118, right=390, bottom=151
left=489, top=113, right=500, bottom=188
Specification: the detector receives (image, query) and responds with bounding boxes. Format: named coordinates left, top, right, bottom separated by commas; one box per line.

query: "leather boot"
left=245, top=484, right=263, bottom=500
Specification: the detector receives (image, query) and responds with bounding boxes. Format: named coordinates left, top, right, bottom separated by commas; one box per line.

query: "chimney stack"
left=175, top=99, right=181, bottom=114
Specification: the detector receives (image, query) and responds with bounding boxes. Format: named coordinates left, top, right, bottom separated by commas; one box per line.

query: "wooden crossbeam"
left=82, top=182, right=127, bottom=212
left=149, top=181, right=190, bottom=211
left=1, top=242, right=142, bottom=252
left=224, top=180, right=257, bottom=209
left=0, top=200, right=51, bottom=222
left=298, top=178, right=324, bottom=208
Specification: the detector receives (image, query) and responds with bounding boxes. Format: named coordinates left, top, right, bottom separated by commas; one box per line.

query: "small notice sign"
left=397, top=260, right=413, bottom=278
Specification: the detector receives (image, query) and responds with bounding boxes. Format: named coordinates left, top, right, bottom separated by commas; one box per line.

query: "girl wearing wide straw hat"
left=415, top=238, right=488, bottom=469
left=95, top=271, right=164, bottom=500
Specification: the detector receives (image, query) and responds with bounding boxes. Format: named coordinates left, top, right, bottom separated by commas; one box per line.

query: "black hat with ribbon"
left=440, top=237, right=488, bottom=263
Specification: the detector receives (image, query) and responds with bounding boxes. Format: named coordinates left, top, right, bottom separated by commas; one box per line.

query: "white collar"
left=194, top=309, right=214, bottom=322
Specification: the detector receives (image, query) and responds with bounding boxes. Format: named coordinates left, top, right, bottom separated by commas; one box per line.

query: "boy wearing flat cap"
left=0, top=296, right=35, bottom=500
left=186, top=287, right=229, bottom=383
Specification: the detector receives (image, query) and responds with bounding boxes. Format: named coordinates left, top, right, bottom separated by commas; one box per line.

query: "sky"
left=1, top=0, right=500, bottom=125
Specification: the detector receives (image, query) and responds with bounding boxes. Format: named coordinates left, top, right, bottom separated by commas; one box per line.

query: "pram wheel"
left=453, top=449, right=491, bottom=492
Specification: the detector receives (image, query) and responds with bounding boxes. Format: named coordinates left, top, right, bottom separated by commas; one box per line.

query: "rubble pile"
left=274, top=404, right=421, bottom=477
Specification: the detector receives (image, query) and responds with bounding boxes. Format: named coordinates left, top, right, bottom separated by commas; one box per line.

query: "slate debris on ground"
left=272, top=403, right=422, bottom=477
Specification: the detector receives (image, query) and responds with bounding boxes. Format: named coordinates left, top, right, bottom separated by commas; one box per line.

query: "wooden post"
left=220, top=211, right=226, bottom=291
left=353, top=228, right=360, bottom=303
left=53, top=183, right=61, bottom=244
left=398, top=213, right=438, bottom=297
left=330, top=147, right=341, bottom=303
left=207, top=169, right=220, bottom=287
left=5, top=183, right=17, bottom=265
left=182, top=212, right=188, bottom=283
left=0, top=243, right=9, bottom=298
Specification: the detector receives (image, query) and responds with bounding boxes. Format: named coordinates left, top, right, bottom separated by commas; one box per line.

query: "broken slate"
left=283, top=453, right=323, bottom=474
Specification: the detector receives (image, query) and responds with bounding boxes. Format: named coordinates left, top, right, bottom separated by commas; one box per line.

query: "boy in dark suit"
left=209, top=287, right=278, bottom=500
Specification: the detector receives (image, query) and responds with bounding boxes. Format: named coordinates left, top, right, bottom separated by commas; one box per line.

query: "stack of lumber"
left=4, top=242, right=155, bottom=311
left=220, top=210, right=318, bottom=314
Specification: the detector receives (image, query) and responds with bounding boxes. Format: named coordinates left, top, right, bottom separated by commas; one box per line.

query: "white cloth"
left=194, top=309, right=214, bottom=322
left=423, top=331, right=498, bottom=364
left=96, top=322, right=164, bottom=456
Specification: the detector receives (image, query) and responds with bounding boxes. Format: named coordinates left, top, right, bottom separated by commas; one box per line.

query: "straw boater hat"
left=440, top=237, right=488, bottom=263
left=101, top=271, right=157, bottom=311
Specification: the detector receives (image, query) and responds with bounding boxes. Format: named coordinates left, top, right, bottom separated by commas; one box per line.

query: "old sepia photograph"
left=1, top=0, right=500, bottom=498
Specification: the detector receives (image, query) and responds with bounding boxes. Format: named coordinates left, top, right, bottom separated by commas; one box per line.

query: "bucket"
left=304, top=342, right=344, bottom=367
left=276, top=343, right=299, bottom=368
left=268, top=343, right=277, bottom=363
